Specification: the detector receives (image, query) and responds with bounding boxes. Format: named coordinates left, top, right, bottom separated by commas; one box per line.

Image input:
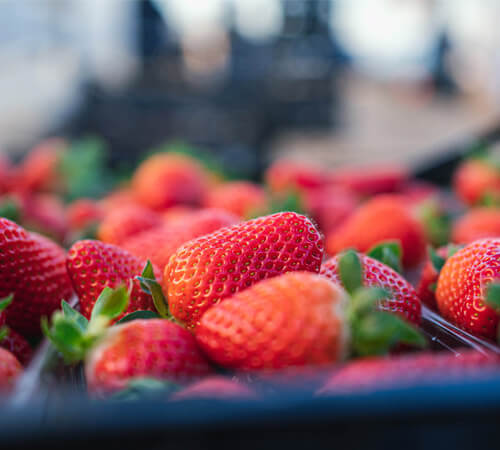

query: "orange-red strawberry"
left=171, top=376, right=256, bottom=401
left=67, top=198, right=104, bottom=231
left=123, top=209, right=239, bottom=271
left=66, top=240, right=157, bottom=320
left=86, top=319, right=213, bottom=396
left=436, top=238, right=500, bottom=339
left=164, top=212, right=324, bottom=330
left=318, top=350, right=499, bottom=395
left=100, top=188, right=137, bottom=211
left=204, top=181, right=269, bottom=218
left=452, top=208, right=500, bottom=244
left=132, top=154, right=208, bottom=211
left=0, top=347, right=22, bottom=392
left=163, top=206, right=197, bottom=227
left=1, top=329, right=33, bottom=366
left=321, top=252, right=421, bottom=325
left=264, top=160, right=327, bottom=195
left=326, top=195, right=427, bottom=267
left=454, top=158, right=500, bottom=206
left=0, top=221, right=73, bottom=336
left=97, top=205, right=162, bottom=246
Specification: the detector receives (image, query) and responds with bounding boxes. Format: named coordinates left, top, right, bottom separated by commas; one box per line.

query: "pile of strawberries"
left=0, top=138, right=499, bottom=400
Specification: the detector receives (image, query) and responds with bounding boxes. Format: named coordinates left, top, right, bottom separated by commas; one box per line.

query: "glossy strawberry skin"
left=67, top=199, right=104, bottom=231
left=164, top=212, right=325, bottom=330
left=326, top=195, right=427, bottom=267
left=318, top=350, right=499, bottom=394
left=0, top=221, right=73, bottom=336
left=204, top=182, right=268, bottom=219
left=416, top=246, right=449, bottom=310
left=123, top=209, right=239, bottom=271
left=171, top=376, right=255, bottom=400
left=452, top=208, right=500, bottom=244
left=66, top=240, right=156, bottom=321
left=453, top=159, right=500, bottom=206
left=196, top=272, right=346, bottom=371
left=0, top=347, right=22, bottom=392
left=132, top=154, right=207, bottom=211
left=97, top=205, right=162, bottom=246
left=321, top=253, right=421, bottom=325
left=86, top=319, right=213, bottom=396
left=436, top=238, right=500, bottom=339
left=1, top=329, right=33, bottom=366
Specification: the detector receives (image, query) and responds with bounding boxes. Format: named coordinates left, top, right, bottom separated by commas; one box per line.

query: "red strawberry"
left=0, top=221, right=73, bottom=336
left=416, top=245, right=458, bottom=310
left=320, top=252, right=422, bottom=325
left=123, top=209, right=239, bottom=270
left=100, top=188, right=137, bottom=210
left=67, top=199, right=104, bottom=231
left=1, top=329, right=33, bottom=366
left=436, top=238, right=500, bottom=339
left=163, top=206, right=197, bottom=227
left=265, top=160, right=327, bottom=195
left=132, top=154, right=208, bottom=211
left=66, top=240, right=157, bottom=320
left=453, top=158, right=500, bottom=206
left=326, top=195, right=427, bottom=267
left=97, top=205, right=162, bottom=246
left=318, top=350, right=499, bottom=394
left=329, top=165, right=408, bottom=196
left=171, top=376, right=255, bottom=400
left=0, top=155, right=16, bottom=194
left=86, top=319, right=213, bottom=396
left=452, top=208, right=500, bottom=244
left=164, top=212, right=324, bottom=330
left=0, top=347, right=22, bottom=392
left=204, top=181, right=269, bottom=219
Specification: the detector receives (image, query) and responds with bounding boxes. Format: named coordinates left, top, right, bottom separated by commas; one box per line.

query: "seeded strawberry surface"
left=164, top=212, right=324, bottom=330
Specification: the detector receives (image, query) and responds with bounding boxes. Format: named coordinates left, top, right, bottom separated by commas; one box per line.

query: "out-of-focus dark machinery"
left=65, top=0, right=341, bottom=178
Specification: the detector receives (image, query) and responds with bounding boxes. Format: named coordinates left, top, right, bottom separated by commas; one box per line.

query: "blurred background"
left=1, top=0, right=500, bottom=179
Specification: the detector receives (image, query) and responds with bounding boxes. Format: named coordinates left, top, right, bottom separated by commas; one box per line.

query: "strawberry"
left=123, top=209, right=239, bottom=271
left=452, top=208, right=500, bottom=244
left=453, top=158, right=500, bottom=206
left=329, top=165, right=408, bottom=196
left=196, top=266, right=425, bottom=371
left=416, top=245, right=459, bottom=310
left=163, top=206, right=197, bottom=227
left=171, top=376, right=255, bottom=400
left=97, top=205, right=162, bottom=246
left=0, top=221, right=73, bottom=336
left=66, top=240, right=157, bottom=321
left=164, top=212, right=324, bottom=330
left=132, top=154, right=208, bottom=211
left=318, top=350, right=499, bottom=395
left=0, top=154, right=16, bottom=194
left=326, top=195, right=427, bottom=267
left=320, top=251, right=422, bottom=325
left=204, top=181, right=269, bottom=219
left=100, top=188, right=137, bottom=211
left=1, top=329, right=33, bottom=366
left=435, top=238, right=500, bottom=339
left=67, top=198, right=104, bottom=232
left=264, top=160, right=327, bottom=195
left=0, top=347, right=22, bottom=392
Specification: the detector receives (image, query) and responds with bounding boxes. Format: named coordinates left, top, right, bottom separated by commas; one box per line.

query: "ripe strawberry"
left=452, top=208, right=500, bottom=244
left=196, top=268, right=425, bottom=371
left=100, top=188, right=137, bottom=211
left=204, top=181, right=269, bottom=219
left=0, top=221, right=73, bottom=336
left=163, top=206, right=197, bottom=227
left=0, top=347, right=22, bottom=392
left=436, top=238, right=500, bottom=339
left=416, top=245, right=459, bottom=310
left=97, top=205, right=162, bottom=246
left=67, top=199, right=104, bottom=231
left=320, top=251, right=422, bottom=325
left=171, top=376, right=255, bottom=400
left=329, top=165, right=408, bottom=196
left=123, top=209, right=239, bottom=271
left=318, top=350, right=499, bottom=395
left=326, top=195, right=427, bottom=267
left=264, top=160, right=327, bottom=195
left=453, top=158, right=500, bottom=206
left=66, top=240, right=157, bottom=320
left=132, top=154, right=208, bottom=211
left=0, top=154, right=16, bottom=194
left=1, top=329, right=33, bottom=366
left=164, top=212, right=324, bottom=330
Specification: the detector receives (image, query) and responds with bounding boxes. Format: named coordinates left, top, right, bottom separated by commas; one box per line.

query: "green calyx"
left=367, top=241, right=403, bottom=273
left=338, top=251, right=427, bottom=357
left=136, top=261, right=172, bottom=320
left=415, top=199, right=451, bottom=247
left=42, top=285, right=130, bottom=363
left=0, top=197, right=21, bottom=223
left=111, top=377, right=179, bottom=402
left=486, top=283, right=500, bottom=344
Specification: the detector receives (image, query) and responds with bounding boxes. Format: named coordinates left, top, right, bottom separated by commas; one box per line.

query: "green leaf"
left=367, top=241, right=402, bottom=273
left=42, top=314, right=85, bottom=363
left=0, top=327, right=9, bottom=343
left=61, top=300, right=88, bottom=332
left=90, top=286, right=129, bottom=323
left=486, top=283, right=500, bottom=310
left=137, top=261, right=171, bottom=319
left=0, top=197, right=21, bottom=223
left=338, top=250, right=363, bottom=295
left=428, top=246, right=446, bottom=272
left=111, top=377, right=179, bottom=402
left=0, top=294, right=13, bottom=313
left=349, top=287, right=389, bottom=318
left=116, top=310, right=160, bottom=324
